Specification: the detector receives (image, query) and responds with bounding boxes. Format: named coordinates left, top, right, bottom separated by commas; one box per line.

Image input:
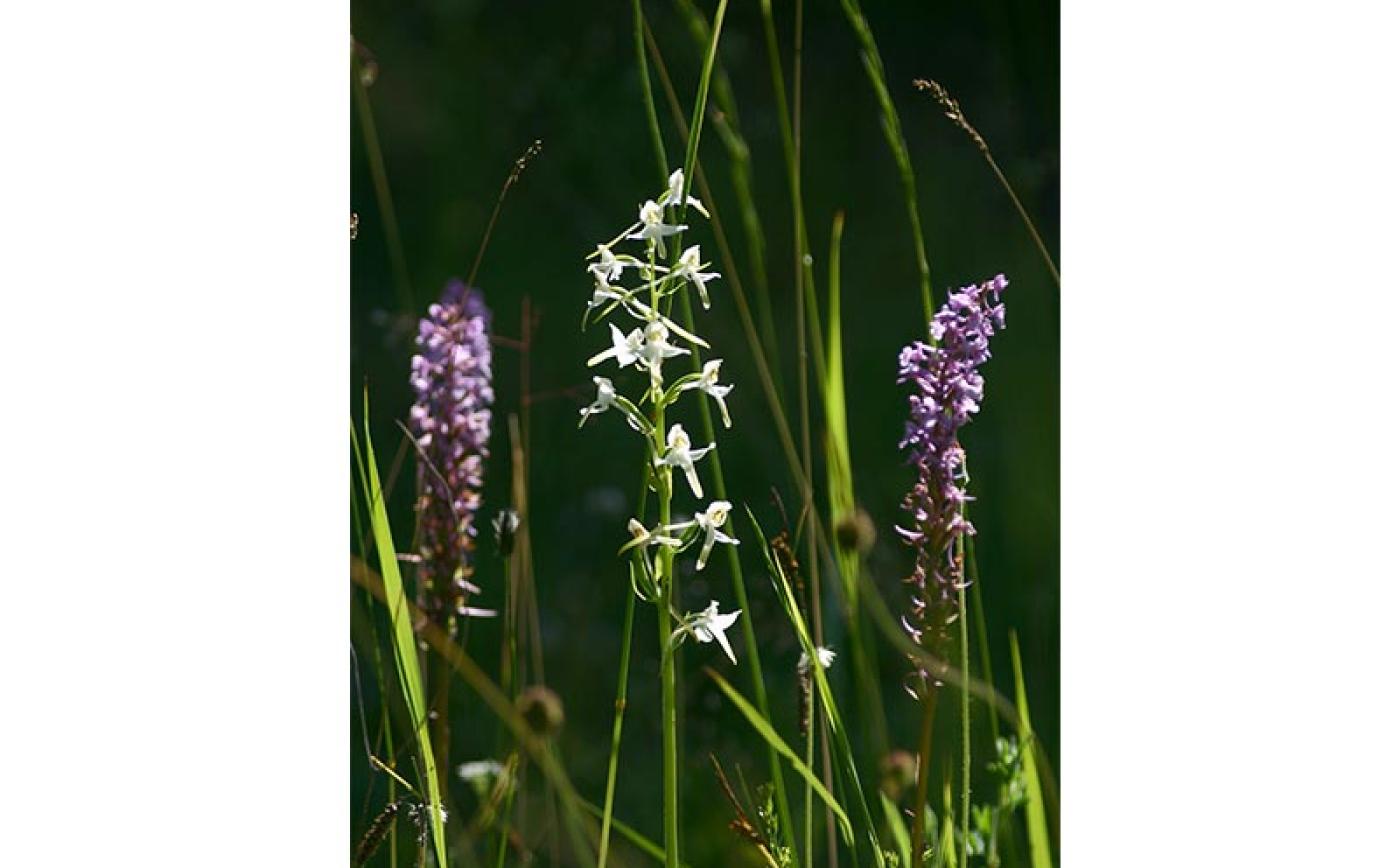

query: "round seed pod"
left=835, top=508, right=877, bottom=554
left=517, top=685, right=565, bottom=738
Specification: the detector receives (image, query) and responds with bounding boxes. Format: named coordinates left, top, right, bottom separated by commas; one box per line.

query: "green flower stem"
left=958, top=536, right=971, bottom=868
left=596, top=589, right=636, bottom=868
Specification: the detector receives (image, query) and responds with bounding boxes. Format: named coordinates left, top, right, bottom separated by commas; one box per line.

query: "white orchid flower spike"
left=658, top=168, right=710, bottom=218
left=665, top=499, right=738, bottom=570
left=654, top=423, right=715, bottom=498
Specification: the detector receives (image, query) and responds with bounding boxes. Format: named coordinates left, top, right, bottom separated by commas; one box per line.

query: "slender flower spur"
left=680, top=358, right=734, bottom=428
left=896, top=274, right=1009, bottom=690
left=408, top=279, right=495, bottom=637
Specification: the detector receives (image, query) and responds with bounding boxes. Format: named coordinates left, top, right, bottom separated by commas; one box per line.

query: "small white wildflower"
left=665, top=499, right=738, bottom=570
left=797, top=646, right=837, bottom=676
left=654, top=423, right=715, bottom=498
left=674, top=245, right=721, bottom=309
left=658, top=168, right=710, bottom=218
left=457, top=759, right=505, bottom=783
left=687, top=600, right=742, bottom=664
left=680, top=358, right=734, bottom=428
left=626, top=199, right=687, bottom=253
left=587, top=323, right=645, bottom=368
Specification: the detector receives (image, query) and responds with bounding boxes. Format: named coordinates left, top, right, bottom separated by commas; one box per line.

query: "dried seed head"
left=835, top=508, right=877, bottom=554
left=880, top=749, right=919, bottom=801
left=517, top=685, right=565, bottom=738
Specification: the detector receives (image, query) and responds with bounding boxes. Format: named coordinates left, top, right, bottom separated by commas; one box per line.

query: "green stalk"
left=834, top=0, right=934, bottom=321
left=957, top=536, right=970, bottom=868
left=350, top=56, right=414, bottom=315
left=597, top=590, right=636, bottom=868
left=965, top=535, right=999, bottom=742
left=908, top=687, right=937, bottom=865
left=803, top=684, right=815, bottom=868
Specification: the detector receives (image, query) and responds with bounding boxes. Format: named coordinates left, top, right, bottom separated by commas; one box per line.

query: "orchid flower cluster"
left=896, top=274, right=1009, bottom=691
left=579, top=168, right=742, bottom=664
left=408, top=280, right=497, bottom=638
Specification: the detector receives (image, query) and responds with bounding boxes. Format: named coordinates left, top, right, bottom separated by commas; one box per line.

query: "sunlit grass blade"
left=351, top=398, right=448, bottom=867
left=747, top=508, right=883, bottom=864
left=834, top=0, right=934, bottom=321
left=705, top=667, right=853, bottom=845
left=879, top=793, right=911, bottom=868
left=1010, top=631, right=1054, bottom=868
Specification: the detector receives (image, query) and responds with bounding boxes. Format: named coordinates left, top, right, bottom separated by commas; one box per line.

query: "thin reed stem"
left=596, top=590, right=635, bottom=868
left=913, top=79, right=1059, bottom=288
left=966, top=534, right=999, bottom=741
left=351, top=56, right=414, bottom=315
left=958, top=539, right=971, bottom=868
left=908, top=687, right=938, bottom=864
left=835, top=0, right=934, bottom=321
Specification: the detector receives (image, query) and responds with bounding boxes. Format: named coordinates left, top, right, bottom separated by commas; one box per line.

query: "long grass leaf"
left=834, top=0, right=934, bottom=321
left=352, top=402, right=448, bottom=867
left=1010, top=632, right=1054, bottom=868
left=879, top=793, right=911, bottom=868
left=705, top=667, right=853, bottom=844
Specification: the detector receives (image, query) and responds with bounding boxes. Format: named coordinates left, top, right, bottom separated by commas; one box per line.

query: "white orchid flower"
left=676, top=600, right=742, bottom=664
left=587, top=323, right=645, bottom=368
left=674, top=245, right=720, bottom=309
left=658, top=168, right=710, bottom=218
left=620, top=517, right=684, bottom=553
left=665, top=499, right=738, bottom=570
left=587, top=245, right=627, bottom=285
left=797, top=646, right=837, bottom=676
left=639, top=320, right=689, bottom=384
left=626, top=199, right=687, bottom=253
left=680, top=358, right=734, bottom=428
left=654, top=423, right=714, bottom=498
left=579, top=376, right=618, bottom=425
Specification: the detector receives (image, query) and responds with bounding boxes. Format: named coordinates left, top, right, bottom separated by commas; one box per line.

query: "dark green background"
left=352, top=0, right=1057, bottom=862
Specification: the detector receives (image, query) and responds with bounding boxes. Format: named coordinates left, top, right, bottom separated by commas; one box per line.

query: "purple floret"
left=408, top=280, right=494, bottom=637
left=897, top=274, right=1008, bottom=690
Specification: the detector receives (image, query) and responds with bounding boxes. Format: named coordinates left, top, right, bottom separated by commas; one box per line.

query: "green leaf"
left=880, top=793, right=912, bottom=868
left=351, top=393, right=448, bottom=867
left=1010, top=632, right=1053, bottom=868
left=704, top=667, right=853, bottom=844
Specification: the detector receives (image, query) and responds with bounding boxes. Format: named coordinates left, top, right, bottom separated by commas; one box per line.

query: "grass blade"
left=1010, top=631, right=1054, bottom=868
left=704, top=667, right=853, bottom=845
left=834, top=0, right=934, bottom=321
left=879, top=793, right=911, bottom=868
left=351, top=398, right=448, bottom=867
